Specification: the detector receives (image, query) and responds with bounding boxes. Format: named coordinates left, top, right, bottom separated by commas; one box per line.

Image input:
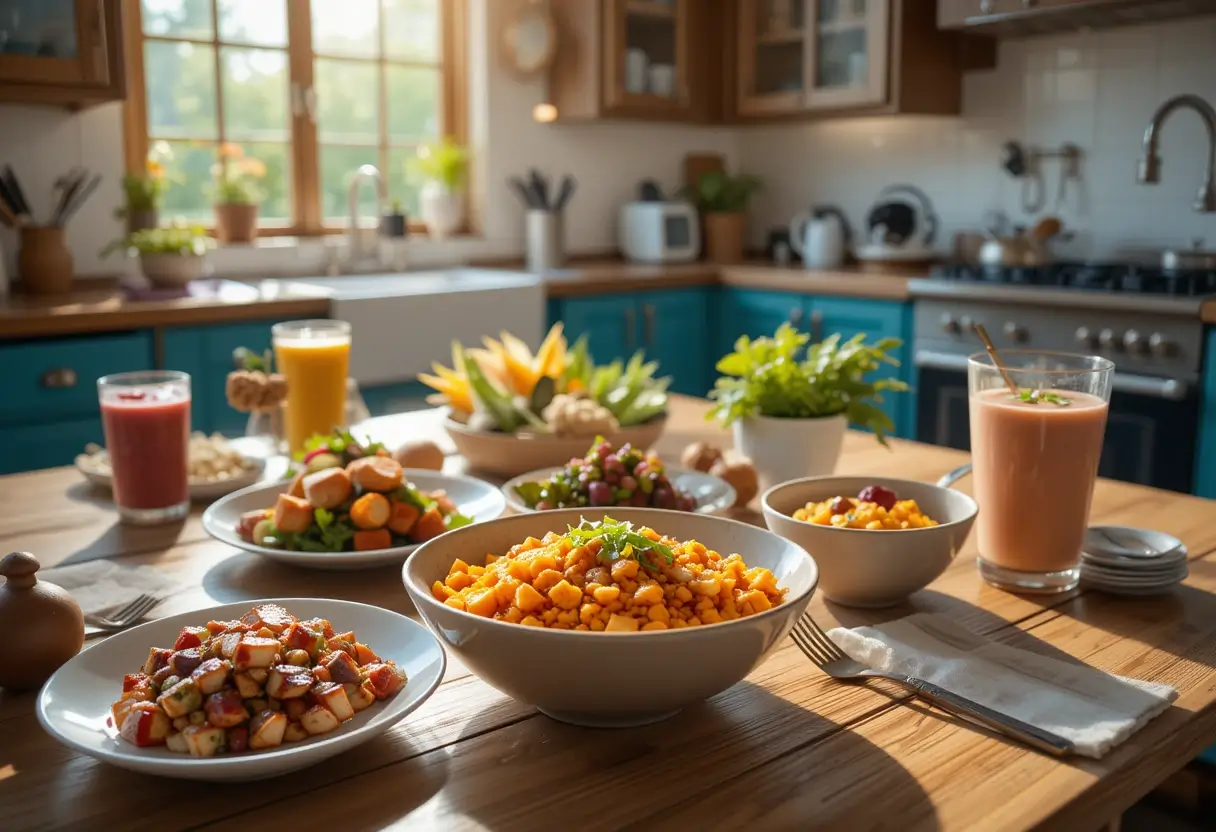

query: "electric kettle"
left=788, top=205, right=850, bottom=269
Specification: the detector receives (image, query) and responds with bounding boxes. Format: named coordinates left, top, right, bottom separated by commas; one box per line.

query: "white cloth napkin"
left=39, top=560, right=181, bottom=616
left=828, top=613, right=1177, bottom=759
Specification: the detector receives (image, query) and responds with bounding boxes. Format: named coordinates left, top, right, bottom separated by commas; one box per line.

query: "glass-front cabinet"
left=0, top=0, right=110, bottom=87
left=603, top=0, right=694, bottom=116
left=738, top=0, right=888, bottom=116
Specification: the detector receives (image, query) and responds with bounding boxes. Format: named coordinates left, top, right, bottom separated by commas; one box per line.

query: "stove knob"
left=1097, top=328, right=1120, bottom=351
left=1123, top=329, right=1147, bottom=355
left=1002, top=321, right=1028, bottom=343
left=958, top=315, right=974, bottom=333
left=1075, top=327, right=1098, bottom=349
left=940, top=314, right=960, bottom=335
left=1148, top=332, right=1176, bottom=358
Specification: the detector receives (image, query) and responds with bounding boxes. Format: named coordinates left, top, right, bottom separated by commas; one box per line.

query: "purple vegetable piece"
left=620, top=475, right=638, bottom=491
left=588, top=481, right=614, bottom=506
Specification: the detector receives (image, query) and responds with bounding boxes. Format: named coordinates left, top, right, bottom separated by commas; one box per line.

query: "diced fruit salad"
left=109, top=604, right=407, bottom=756
left=239, top=429, right=472, bottom=553
left=513, top=436, right=696, bottom=512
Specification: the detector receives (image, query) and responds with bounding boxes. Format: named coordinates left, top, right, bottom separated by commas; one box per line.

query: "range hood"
left=939, top=0, right=1216, bottom=38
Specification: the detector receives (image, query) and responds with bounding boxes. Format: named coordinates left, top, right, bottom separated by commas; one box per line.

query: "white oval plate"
left=501, top=465, right=736, bottom=515
left=76, top=436, right=268, bottom=502
left=202, top=470, right=507, bottom=570
left=37, top=598, right=446, bottom=782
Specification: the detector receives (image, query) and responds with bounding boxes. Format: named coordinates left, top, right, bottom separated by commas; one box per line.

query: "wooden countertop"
left=0, top=279, right=331, bottom=340
left=1201, top=298, right=1216, bottom=324
left=4, top=396, right=1216, bottom=831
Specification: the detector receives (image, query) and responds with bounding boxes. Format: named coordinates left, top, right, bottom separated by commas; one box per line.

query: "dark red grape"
left=857, top=485, right=898, bottom=511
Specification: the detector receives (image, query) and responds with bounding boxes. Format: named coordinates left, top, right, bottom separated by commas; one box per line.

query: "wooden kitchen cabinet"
left=937, top=0, right=1216, bottom=34
left=549, top=0, right=708, bottom=122
left=735, top=0, right=986, bottom=120
left=0, top=0, right=126, bottom=107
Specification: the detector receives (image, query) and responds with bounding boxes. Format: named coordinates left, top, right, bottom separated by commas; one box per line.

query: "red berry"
left=857, top=485, right=897, bottom=511
left=828, top=497, right=852, bottom=515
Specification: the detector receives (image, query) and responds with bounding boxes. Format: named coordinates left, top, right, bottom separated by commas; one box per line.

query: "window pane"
left=217, top=0, right=287, bottom=46
left=221, top=47, right=289, bottom=142
left=146, top=40, right=218, bottom=139
left=142, top=0, right=213, bottom=39
left=386, top=146, right=421, bottom=219
left=386, top=65, right=439, bottom=142
left=235, top=142, right=291, bottom=222
left=315, top=59, right=380, bottom=144
left=311, top=0, right=379, bottom=57
left=157, top=140, right=215, bottom=222
left=383, top=0, right=440, bottom=62
left=319, top=146, right=380, bottom=221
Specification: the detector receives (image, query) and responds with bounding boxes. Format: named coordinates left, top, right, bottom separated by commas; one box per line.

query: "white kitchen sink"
left=272, top=269, right=546, bottom=386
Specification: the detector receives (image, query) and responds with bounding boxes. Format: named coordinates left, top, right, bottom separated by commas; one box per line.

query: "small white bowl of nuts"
left=76, top=433, right=266, bottom=501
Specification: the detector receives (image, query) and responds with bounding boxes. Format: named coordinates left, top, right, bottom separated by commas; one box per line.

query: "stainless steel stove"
left=907, top=262, right=1209, bottom=493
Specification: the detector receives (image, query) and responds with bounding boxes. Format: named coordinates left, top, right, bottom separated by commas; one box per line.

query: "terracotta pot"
left=214, top=202, right=259, bottom=243
left=18, top=226, right=74, bottom=296
left=703, top=211, right=747, bottom=264
left=126, top=208, right=159, bottom=235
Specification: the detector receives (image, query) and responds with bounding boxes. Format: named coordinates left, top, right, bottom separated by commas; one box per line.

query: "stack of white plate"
left=1080, top=525, right=1188, bottom=596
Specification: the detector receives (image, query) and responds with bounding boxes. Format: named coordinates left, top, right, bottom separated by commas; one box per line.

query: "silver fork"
left=85, top=594, right=160, bottom=631
left=790, top=614, right=1076, bottom=757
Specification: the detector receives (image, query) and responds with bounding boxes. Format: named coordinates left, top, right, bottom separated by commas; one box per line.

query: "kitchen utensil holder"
left=18, top=226, right=73, bottom=296
left=526, top=210, right=564, bottom=273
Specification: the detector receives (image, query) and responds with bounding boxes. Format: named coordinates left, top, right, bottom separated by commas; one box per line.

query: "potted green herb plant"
left=102, top=224, right=217, bottom=287
left=212, top=143, right=265, bottom=244
left=685, top=170, right=763, bottom=264
left=117, top=141, right=172, bottom=235
left=708, top=323, right=908, bottom=489
left=407, top=137, right=468, bottom=240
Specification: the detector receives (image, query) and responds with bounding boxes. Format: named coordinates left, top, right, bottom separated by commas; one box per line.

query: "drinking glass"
left=273, top=320, right=351, bottom=453
left=98, top=370, right=191, bottom=525
left=968, top=351, right=1114, bottom=593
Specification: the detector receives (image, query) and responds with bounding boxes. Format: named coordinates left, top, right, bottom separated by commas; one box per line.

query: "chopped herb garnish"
left=563, top=516, right=674, bottom=571
left=1013, top=388, right=1072, bottom=407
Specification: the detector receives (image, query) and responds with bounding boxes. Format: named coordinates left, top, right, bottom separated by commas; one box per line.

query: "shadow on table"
left=440, top=683, right=940, bottom=831
left=49, top=517, right=188, bottom=567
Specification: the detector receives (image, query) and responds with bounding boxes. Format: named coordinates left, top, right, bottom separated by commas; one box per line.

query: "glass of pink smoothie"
left=968, top=351, right=1114, bottom=594
left=98, top=370, right=191, bottom=525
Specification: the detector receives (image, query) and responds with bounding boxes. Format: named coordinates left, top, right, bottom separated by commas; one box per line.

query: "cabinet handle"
left=810, top=309, right=824, bottom=343
left=788, top=307, right=804, bottom=327
left=624, top=306, right=637, bottom=351
left=41, top=368, right=78, bottom=389
left=643, top=303, right=656, bottom=347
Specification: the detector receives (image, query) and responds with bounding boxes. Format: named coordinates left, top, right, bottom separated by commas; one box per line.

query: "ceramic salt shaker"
left=0, top=552, right=85, bottom=691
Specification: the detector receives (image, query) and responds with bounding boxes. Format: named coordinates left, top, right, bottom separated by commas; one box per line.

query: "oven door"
left=913, top=351, right=1198, bottom=493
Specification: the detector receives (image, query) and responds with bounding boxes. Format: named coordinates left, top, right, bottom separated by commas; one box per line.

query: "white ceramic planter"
left=419, top=182, right=464, bottom=239
left=139, top=253, right=207, bottom=287
left=734, top=413, right=848, bottom=491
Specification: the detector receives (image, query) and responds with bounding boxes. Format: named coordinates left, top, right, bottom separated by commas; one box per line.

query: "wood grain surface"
left=3, top=396, right=1215, bottom=832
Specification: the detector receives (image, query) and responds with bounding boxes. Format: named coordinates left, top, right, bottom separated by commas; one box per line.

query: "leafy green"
left=681, top=171, right=763, bottom=213
left=445, top=512, right=474, bottom=530
left=100, top=224, right=216, bottom=259
left=708, top=323, right=909, bottom=446
left=563, top=517, right=674, bottom=572
left=281, top=507, right=354, bottom=552
left=513, top=480, right=546, bottom=508
left=394, top=484, right=435, bottom=512
left=1014, top=388, right=1072, bottom=407
left=459, top=342, right=527, bottom=432
left=293, top=428, right=385, bottom=464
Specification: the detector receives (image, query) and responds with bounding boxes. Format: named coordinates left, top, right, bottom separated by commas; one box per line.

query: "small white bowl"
left=75, top=436, right=268, bottom=502
left=762, top=476, right=977, bottom=609
left=37, top=598, right=445, bottom=782
left=500, top=465, right=736, bottom=515
left=202, top=470, right=507, bottom=570
left=403, top=507, right=818, bottom=728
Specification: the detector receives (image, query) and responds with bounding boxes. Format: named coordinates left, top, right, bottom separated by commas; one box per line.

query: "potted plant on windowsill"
left=102, top=224, right=216, bottom=288
left=684, top=170, right=763, bottom=264
left=117, top=141, right=172, bottom=235
left=212, top=143, right=266, bottom=244
left=708, top=323, right=908, bottom=490
left=408, top=137, right=468, bottom=240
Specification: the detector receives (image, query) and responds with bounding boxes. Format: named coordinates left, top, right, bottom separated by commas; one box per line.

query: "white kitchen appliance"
left=789, top=205, right=850, bottom=269
left=619, top=201, right=700, bottom=264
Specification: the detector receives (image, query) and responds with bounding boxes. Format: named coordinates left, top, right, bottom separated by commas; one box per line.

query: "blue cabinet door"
left=2, top=417, right=109, bottom=475
left=162, top=319, right=294, bottom=436
left=638, top=288, right=711, bottom=397
left=811, top=298, right=915, bottom=439
left=719, top=289, right=808, bottom=357
left=1196, top=328, right=1216, bottom=497
left=555, top=294, right=638, bottom=367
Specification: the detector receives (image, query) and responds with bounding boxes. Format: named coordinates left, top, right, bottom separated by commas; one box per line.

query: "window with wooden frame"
left=121, top=0, right=467, bottom=236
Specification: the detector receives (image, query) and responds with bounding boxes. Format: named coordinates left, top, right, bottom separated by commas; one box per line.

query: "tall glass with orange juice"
left=273, top=320, right=351, bottom=452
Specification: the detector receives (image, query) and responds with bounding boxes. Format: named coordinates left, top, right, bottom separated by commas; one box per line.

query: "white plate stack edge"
left=1079, top=525, right=1188, bottom=596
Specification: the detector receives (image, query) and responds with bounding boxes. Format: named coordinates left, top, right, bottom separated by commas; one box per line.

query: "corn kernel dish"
left=431, top=517, right=787, bottom=631
left=793, top=484, right=939, bottom=531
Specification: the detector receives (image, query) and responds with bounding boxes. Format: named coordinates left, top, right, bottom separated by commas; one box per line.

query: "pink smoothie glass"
left=968, top=351, right=1114, bottom=594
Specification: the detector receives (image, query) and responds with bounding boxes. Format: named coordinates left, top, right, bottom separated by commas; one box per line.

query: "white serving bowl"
left=762, top=476, right=977, bottom=609
left=500, top=465, right=736, bottom=515
left=37, top=599, right=445, bottom=782
left=403, top=508, right=817, bottom=728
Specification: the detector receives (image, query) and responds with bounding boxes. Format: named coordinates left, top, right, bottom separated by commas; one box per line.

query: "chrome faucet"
left=1136, top=94, right=1216, bottom=213
left=347, top=164, right=387, bottom=261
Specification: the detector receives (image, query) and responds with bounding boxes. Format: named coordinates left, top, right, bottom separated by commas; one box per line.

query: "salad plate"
left=502, top=465, right=736, bottom=516
left=203, top=471, right=507, bottom=569
left=37, top=598, right=446, bottom=782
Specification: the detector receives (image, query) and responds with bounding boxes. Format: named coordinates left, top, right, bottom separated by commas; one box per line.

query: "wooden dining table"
left=3, top=395, right=1215, bottom=831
